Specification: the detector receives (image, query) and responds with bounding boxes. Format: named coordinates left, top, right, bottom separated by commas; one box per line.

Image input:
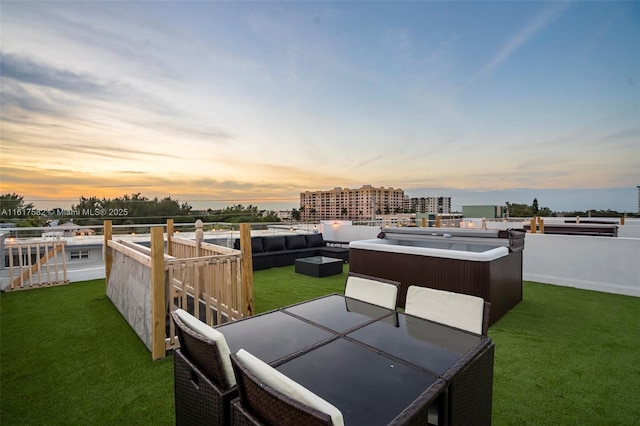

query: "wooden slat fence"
left=104, top=219, right=252, bottom=360
left=4, top=240, right=68, bottom=291
left=166, top=253, right=243, bottom=349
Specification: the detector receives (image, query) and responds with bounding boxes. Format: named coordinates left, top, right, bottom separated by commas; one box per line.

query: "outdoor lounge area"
left=1, top=265, right=639, bottom=425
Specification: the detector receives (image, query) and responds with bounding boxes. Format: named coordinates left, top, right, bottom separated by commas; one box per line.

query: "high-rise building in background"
left=299, top=185, right=404, bottom=221
left=403, top=197, right=452, bottom=214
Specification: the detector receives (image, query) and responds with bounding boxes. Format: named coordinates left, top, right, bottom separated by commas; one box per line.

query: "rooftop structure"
left=462, top=205, right=507, bottom=219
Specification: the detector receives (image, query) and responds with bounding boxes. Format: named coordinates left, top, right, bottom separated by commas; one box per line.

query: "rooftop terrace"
left=1, top=266, right=639, bottom=425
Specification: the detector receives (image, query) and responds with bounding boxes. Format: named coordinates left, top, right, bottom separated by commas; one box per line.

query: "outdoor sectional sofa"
left=233, top=233, right=349, bottom=271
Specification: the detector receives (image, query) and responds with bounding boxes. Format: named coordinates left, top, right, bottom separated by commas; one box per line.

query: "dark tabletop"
left=284, top=294, right=394, bottom=333
left=295, top=256, right=343, bottom=264
left=346, top=313, right=484, bottom=375
left=215, top=310, right=335, bottom=365
left=276, top=338, right=441, bottom=426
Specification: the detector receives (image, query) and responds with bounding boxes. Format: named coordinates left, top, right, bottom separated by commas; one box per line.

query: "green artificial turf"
left=0, top=280, right=174, bottom=425
left=490, top=282, right=640, bottom=425
left=2, top=269, right=639, bottom=425
left=252, top=266, right=347, bottom=313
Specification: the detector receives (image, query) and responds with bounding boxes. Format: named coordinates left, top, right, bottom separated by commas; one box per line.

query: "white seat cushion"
left=236, top=349, right=344, bottom=426
left=345, top=276, right=397, bottom=310
left=405, top=286, right=485, bottom=334
left=174, top=308, right=236, bottom=386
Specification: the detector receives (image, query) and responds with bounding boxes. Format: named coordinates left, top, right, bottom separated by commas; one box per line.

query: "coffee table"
left=295, top=256, right=343, bottom=277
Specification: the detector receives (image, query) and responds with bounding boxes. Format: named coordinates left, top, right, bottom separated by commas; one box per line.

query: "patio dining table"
left=215, top=294, right=494, bottom=425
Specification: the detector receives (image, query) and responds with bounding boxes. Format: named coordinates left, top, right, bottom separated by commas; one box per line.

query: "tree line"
left=505, top=198, right=633, bottom=218
left=0, top=193, right=281, bottom=226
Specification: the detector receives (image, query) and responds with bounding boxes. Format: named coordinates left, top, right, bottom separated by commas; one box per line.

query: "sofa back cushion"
left=286, top=235, right=308, bottom=250
left=251, top=237, right=264, bottom=253
left=263, top=236, right=286, bottom=252
left=233, top=237, right=265, bottom=253
left=306, top=233, right=325, bottom=248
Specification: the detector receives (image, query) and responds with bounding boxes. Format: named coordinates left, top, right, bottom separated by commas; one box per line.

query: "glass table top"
left=295, top=256, right=343, bottom=264
left=215, top=310, right=335, bottom=365
left=346, top=313, right=484, bottom=375
left=283, top=294, right=394, bottom=333
left=276, top=338, right=440, bottom=426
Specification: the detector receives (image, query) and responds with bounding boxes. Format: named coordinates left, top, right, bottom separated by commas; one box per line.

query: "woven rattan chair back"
left=480, top=301, right=491, bottom=336
left=230, top=354, right=333, bottom=426
left=171, top=311, right=232, bottom=390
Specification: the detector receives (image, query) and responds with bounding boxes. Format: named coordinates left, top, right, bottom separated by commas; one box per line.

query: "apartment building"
left=403, top=196, right=452, bottom=214
left=300, top=185, right=405, bottom=221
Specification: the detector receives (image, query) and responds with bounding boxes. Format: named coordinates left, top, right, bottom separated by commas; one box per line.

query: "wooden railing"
left=4, top=239, right=68, bottom=291
left=104, top=220, right=253, bottom=360
left=170, top=236, right=238, bottom=258
left=166, top=253, right=243, bottom=342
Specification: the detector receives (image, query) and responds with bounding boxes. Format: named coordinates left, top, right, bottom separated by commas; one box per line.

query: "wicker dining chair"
left=171, top=309, right=237, bottom=426
left=230, top=350, right=343, bottom=426
left=344, top=272, right=400, bottom=310
left=404, top=286, right=491, bottom=336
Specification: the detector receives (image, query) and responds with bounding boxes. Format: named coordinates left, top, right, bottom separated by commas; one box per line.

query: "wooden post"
left=194, top=219, right=204, bottom=304
left=195, top=219, right=203, bottom=258
left=538, top=217, right=545, bottom=234
left=104, top=220, right=112, bottom=292
left=240, top=223, right=254, bottom=317
left=150, top=227, right=166, bottom=360
left=421, top=217, right=427, bottom=227
left=530, top=217, right=537, bottom=234
left=166, top=219, right=174, bottom=256
left=435, top=215, right=441, bottom=228
left=620, top=216, right=625, bottom=225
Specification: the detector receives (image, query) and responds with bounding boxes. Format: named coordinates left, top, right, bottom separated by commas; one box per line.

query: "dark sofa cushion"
left=318, top=247, right=349, bottom=263
left=233, top=237, right=265, bottom=253
left=306, top=233, right=325, bottom=248
left=251, top=252, right=273, bottom=270
left=271, top=251, right=297, bottom=267
left=263, top=236, right=286, bottom=252
left=251, top=237, right=264, bottom=253
left=295, top=248, right=320, bottom=259
left=286, top=235, right=308, bottom=250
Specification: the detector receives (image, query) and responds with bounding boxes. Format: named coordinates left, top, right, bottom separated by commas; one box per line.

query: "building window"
left=70, top=250, right=90, bottom=260
left=5, top=253, right=39, bottom=267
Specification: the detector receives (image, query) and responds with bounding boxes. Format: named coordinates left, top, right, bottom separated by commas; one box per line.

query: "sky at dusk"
left=1, top=1, right=638, bottom=212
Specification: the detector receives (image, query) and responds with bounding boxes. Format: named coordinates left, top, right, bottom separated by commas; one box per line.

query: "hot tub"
left=349, top=227, right=525, bottom=326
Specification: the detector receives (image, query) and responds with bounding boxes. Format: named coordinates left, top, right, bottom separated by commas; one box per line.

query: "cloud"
left=0, top=80, right=64, bottom=117
left=479, top=2, right=571, bottom=77
left=1, top=52, right=105, bottom=95
left=0, top=53, right=234, bottom=155
left=0, top=163, right=304, bottom=207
